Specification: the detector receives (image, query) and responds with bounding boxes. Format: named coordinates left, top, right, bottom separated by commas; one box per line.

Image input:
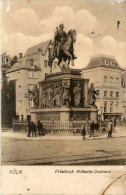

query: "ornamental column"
left=83, top=79, right=89, bottom=107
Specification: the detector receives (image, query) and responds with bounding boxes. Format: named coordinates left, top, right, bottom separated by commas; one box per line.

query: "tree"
left=1, top=75, right=16, bottom=127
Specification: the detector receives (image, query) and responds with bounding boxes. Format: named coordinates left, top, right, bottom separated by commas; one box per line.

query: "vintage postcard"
left=1, top=0, right=126, bottom=194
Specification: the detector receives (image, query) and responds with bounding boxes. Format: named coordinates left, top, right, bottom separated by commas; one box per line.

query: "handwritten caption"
left=55, top=169, right=111, bottom=174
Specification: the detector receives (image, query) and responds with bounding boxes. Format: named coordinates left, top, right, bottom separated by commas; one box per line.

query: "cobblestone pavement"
left=1, top=136, right=126, bottom=165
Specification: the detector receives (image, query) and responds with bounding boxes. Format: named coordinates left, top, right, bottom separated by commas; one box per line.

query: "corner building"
left=82, top=55, right=124, bottom=121
left=6, top=41, right=60, bottom=121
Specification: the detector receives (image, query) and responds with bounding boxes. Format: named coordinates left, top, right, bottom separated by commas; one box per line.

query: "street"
left=1, top=136, right=126, bottom=165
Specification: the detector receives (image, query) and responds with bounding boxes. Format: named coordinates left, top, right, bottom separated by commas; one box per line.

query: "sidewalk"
left=1, top=126, right=126, bottom=141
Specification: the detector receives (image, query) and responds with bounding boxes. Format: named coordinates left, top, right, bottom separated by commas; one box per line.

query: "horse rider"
left=54, top=23, right=67, bottom=57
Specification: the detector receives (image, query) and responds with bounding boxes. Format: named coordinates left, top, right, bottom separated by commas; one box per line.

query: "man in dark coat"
left=31, top=121, right=37, bottom=137
left=107, top=120, right=113, bottom=138
left=95, top=122, right=100, bottom=133
left=89, top=121, right=95, bottom=137
left=37, top=120, right=43, bottom=136
left=82, top=126, right=86, bottom=139
left=27, top=121, right=31, bottom=137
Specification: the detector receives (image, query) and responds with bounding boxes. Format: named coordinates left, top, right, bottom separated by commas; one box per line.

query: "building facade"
left=82, top=55, right=124, bottom=121
left=6, top=40, right=60, bottom=121
left=1, top=52, right=18, bottom=88
left=121, top=70, right=126, bottom=121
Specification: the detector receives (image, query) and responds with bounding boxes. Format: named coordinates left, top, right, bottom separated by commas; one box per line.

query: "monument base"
left=30, top=69, right=98, bottom=133
left=31, top=106, right=97, bottom=122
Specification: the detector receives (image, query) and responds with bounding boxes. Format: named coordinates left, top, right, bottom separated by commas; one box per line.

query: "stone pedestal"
left=30, top=69, right=98, bottom=124
left=90, top=106, right=98, bottom=122
left=60, top=107, right=71, bottom=121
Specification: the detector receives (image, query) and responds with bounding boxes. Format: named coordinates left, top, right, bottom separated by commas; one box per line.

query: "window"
left=30, top=59, right=34, bottom=66
left=104, top=101, right=107, bottom=113
left=28, top=84, right=37, bottom=93
left=29, top=99, right=34, bottom=107
left=116, top=78, right=119, bottom=84
left=27, top=115, right=31, bottom=121
left=104, top=91, right=107, bottom=97
left=110, top=101, right=113, bottom=113
left=45, top=73, right=48, bottom=78
left=18, top=85, right=22, bottom=93
left=105, top=61, right=109, bottom=65
left=18, top=100, right=22, bottom=109
left=44, top=60, right=48, bottom=67
left=104, top=76, right=107, bottom=83
left=21, top=115, right=23, bottom=121
left=25, top=59, right=34, bottom=66
left=110, top=61, right=115, bottom=66
left=110, top=77, right=113, bottom=83
left=116, top=92, right=119, bottom=98
left=27, top=71, right=38, bottom=78
left=110, top=91, right=113, bottom=97
left=116, top=102, right=119, bottom=112
left=33, top=71, right=37, bottom=78
left=96, top=90, right=99, bottom=96
left=54, top=62, right=57, bottom=68
left=28, top=71, right=32, bottom=78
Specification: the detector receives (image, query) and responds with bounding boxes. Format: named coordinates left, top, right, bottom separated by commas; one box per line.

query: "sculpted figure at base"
left=73, top=84, right=81, bottom=107
left=40, top=84, right=63, bottom=108
left=48, top=24, right=77, bottom=69
left=88, top=83, right=97, bottom=106
left=62, top=82, right=71, bottom=106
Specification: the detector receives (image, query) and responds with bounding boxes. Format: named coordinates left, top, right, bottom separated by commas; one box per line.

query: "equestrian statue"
left=48, top=24, right=77, bottom=69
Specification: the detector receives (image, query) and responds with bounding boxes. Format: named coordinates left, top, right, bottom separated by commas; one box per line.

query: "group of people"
left=81, top=120, right=114, bottom=140
left=81, top=121, right=100, bottom=139
left=27, top=120, right=44, bottom=137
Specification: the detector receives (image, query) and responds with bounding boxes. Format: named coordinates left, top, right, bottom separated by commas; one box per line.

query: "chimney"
left=19, top=53, right=22, bottom=59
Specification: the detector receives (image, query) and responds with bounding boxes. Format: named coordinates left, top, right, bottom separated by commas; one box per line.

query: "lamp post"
left=99, top=106, right=103, bottom=132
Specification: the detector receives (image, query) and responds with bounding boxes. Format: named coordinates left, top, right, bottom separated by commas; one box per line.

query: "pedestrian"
left=27, top=121, right=31, bottom=137
left=95, top=121, right=100, bottom=134
left=107, top=120, right=113, bottom=138
left=31, top=121, right=37, bottom=137
left=81, top=125, right=86, bottom=139
left=89, top=121, right=95, bottom=137
left=37, top=120, right=43, bottom=136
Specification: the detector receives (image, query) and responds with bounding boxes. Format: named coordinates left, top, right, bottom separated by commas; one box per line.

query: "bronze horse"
left=48, top=29, right=77, bottom=68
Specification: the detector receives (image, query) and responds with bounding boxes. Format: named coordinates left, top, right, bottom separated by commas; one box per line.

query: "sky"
left=1, top=0, right=126, bottom=68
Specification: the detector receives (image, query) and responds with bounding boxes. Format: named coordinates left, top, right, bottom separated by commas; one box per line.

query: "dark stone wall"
left=36, top=112, right=60, bottom=121
left=71, top=111, right=90, bottom=121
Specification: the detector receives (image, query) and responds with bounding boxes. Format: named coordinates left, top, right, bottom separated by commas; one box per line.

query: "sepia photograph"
left=1, top=0, right=126, bottom=194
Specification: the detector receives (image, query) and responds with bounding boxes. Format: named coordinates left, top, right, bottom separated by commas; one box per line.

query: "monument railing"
left=13, top=120, right=28, bottom=131
left=12, top=120, right=90, bottom=134
left=53, top=121, right=73, bottom=134
left=13, top=120, right=111, bottom=134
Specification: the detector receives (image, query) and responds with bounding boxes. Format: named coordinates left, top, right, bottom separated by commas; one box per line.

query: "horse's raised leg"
left=58, top=58, right=62, bottom=66
left=63, top=50, right=74, bottom=66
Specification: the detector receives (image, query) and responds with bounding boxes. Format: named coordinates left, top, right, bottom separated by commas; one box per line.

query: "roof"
left=6, top=60, right=41, bottom=73
left=6, top=41, right=51, bottom=73
left=10, top=56, right=18, bottom=61
left=83, top=55, right=124, bottom=71
left=24, top=40, right=51, bottom=56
